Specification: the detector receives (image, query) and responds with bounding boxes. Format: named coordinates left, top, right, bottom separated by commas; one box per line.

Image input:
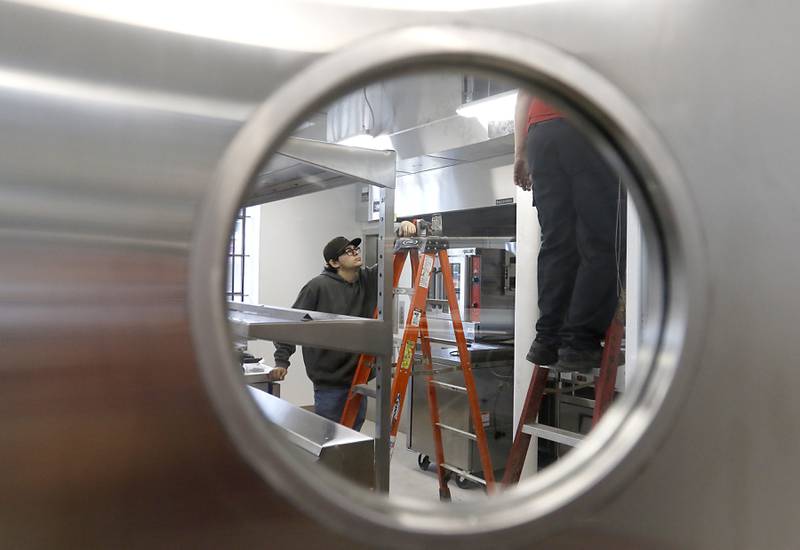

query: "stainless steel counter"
left=414, top=341, right=514, bottom=368
left=248, top=387, right=375, bottom=489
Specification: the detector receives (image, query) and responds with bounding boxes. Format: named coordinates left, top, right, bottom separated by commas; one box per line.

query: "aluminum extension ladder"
left=341, top=235, right=496, bottom=499
left=502, top=293, right=626, bottom=485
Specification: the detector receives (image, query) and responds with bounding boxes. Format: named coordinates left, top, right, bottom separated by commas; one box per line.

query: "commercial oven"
left=420, top=246, right=515, bottom=344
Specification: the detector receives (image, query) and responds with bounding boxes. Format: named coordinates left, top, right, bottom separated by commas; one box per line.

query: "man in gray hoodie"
left=274, top=222, right=415, bottom=431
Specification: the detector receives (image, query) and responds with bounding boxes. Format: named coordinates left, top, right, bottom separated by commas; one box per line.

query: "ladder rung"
left=393, top=287, right=415, bottom=296
left=429, top=380, right=467, bottom=393
left=440, top=463, right=487, bottom=486
left=436, top=423, right=477, bottom=441
left=558, top=394, right=596, bottom=408
left=353, top=384, right=376, bottom=399
left=522, top=422, right=585, bottom=447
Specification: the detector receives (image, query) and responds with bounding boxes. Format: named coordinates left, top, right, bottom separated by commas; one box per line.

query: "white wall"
left=513, top=185, right=540, bottom=478
left=247, top=185, right=363, bottom=407
left=625, top=195, right=643, bottom=387
left=242, top=205, right=260, bottom=304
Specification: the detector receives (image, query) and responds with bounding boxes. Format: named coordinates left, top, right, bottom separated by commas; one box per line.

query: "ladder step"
left=436, top=422, right=477, bottom=441
left=522, top=422, right=585, bottom=447
left=558, top=394, right=596, bottom=408
left=429, top=380, right=467, bottom=393
left=440, top=463, right=487, bottom=486
left=393, top=287, right=415, bottom=296
left=352, top=384, right=376, bottom=399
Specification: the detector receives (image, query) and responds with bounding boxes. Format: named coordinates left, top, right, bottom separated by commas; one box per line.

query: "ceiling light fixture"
left=337, top=133, right=394, bottom=150
left=456, top=89, right=518, bottom=126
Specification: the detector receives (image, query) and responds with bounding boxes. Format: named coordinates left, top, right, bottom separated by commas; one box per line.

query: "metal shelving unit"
left=228, top=137, right=396, bottom=491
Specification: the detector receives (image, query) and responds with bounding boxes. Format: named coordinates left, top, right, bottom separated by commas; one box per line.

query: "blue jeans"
left=314, top=386, right=366, bottom=431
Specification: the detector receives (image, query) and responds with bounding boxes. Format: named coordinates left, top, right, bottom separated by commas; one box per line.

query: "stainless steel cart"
left=407, top=341, right=514, bottom=487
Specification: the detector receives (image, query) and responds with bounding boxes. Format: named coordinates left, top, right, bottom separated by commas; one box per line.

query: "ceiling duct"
left=325, top=74, right=515, bottom=176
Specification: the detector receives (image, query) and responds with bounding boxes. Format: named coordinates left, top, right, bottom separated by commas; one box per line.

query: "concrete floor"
left=361, top=421, right=489, bottom=503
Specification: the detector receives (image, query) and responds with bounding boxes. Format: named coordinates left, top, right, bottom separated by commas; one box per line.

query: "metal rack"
left=228, top=137, right=397, bottom=491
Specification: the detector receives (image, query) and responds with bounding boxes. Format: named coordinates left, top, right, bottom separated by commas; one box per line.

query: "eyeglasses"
left=341, top=247, right=361, bottom=256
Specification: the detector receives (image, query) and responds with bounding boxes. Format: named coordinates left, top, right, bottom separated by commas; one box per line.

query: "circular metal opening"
left=189, top=25, right=707, bottom=548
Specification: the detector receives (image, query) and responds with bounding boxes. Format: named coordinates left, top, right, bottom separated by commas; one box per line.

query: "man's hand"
left=397, top=220, right=417, bottom=237
left=514, top=157, right=532, bottom=191
left=268, top=367, right=287, bottom=382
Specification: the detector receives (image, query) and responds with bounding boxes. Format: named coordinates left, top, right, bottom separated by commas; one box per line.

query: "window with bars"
left=227, top=209, right=249, bottom=302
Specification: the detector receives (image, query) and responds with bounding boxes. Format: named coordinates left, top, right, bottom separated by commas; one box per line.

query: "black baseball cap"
left=323, top=236, right=362, bottom=264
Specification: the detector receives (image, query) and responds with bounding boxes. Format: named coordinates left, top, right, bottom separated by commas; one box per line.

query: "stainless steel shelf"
left=229, top=302, right=391, bottom=356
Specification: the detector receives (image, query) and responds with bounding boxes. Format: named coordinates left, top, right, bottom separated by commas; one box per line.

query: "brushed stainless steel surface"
left=324, top=72, right=516, bottom=179
left=247, top=387, right=373, bottom=455
left=249, top=388, right=374, bottom=466
left=247, top=388, right=375, bottom=489
left=229, top=301, right=390, bottom=356
left=247, top=137, right=397, bottom=206
left=396, top=154, right=516, bottom=217
left=409, top=345, right=514, bottom=475
left=3, top=1, right=799, bottom=550
left=394, top=126, right=513, bottom=173
left=191, top=26, right=693, bottom=547
left=327, top=73, right=465, bottom=145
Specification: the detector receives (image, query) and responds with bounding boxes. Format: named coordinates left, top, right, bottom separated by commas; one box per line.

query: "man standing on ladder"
left=273, top=221, right=417, bottom=430
left=513, top=90, right=625, bottom=374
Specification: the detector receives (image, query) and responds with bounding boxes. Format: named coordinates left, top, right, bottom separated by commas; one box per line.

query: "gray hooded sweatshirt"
left=273, top=265, right=378, bottom=388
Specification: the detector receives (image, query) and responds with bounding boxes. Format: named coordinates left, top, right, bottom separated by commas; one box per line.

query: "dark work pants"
left=528, top=118, right=625, bottom=350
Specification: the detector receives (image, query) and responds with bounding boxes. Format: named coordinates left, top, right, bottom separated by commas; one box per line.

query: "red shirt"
left=527, top=98, right=561, bottom=127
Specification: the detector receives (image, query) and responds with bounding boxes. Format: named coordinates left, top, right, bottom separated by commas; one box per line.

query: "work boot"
left=551, top=347, right=602, bottom=374
left=525, top=341, right=559, bottom=366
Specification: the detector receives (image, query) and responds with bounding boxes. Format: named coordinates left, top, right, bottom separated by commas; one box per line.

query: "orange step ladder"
left=502, top=294, right=625, bottom=485
left=341, top=235, right=496, bottom=499
left=339, top=251, right=407, bottom=428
